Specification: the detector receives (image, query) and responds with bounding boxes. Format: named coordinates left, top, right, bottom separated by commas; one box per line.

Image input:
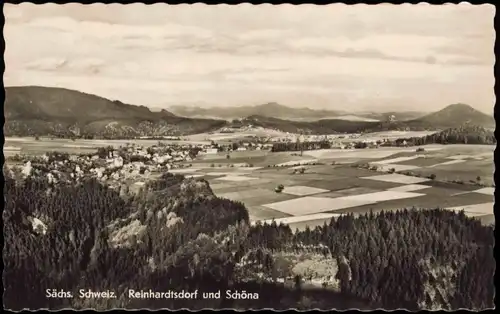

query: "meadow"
left=186, top=144, right=494, bottom=231
left=6, top=135, right=494, bottom=231
left=4, top=137, right=211, bottom=156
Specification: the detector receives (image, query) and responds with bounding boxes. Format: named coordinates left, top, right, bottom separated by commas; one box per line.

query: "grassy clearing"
left=388, top=184, right=431, bottom=192
left=207, top=179, right=275, bottom=194
left=246, top=205, right=292, bottom=221
left=305, top=149, right=402, bottom=160
left=243, top=192, right=299, bottom=207
left=336, top=190, right=426, bottom=203
left=373, top=164, right=421, bottom=172
left=333, top=165, right=388, bottom=178
left=5, top=137, right=209, bottom=149
left=395, top=157, right=451, bottom=167
left=445, top=202, right=494, bottom=215
left=217, top=188, right=287, bottom=202
left=281, top=186, right=330, bottom=196
left=215, top=175, right=259, bottom=182
left=418, top=180, right=481, bottom=192
left=304, top=176, right=402, bottom=191
left=405, top=160, right=493, bottom=186
left=314, top=187, right=381, bottom=198
left=372, top=156, right=420, bottom=165
left=168, top=168, right=201, bottom=174
left=472, top=187, right=494, bottom=195
left=362, top=173, right=430, bottom=184
left=331, top=191, right=491, bottom=215
left=264, top=196, right=376, bottom=216
left=477, top=214, right=495, bottom=226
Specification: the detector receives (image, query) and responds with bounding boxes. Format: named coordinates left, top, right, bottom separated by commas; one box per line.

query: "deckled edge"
left=1, top=1, right=497, bottom=312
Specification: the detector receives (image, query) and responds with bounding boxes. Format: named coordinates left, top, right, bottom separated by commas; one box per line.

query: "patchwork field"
left=10, top=135, right=493, bottom=230
left=4, top=137, right=211, bottom=155
left=194, top=144, right=494, bottom=229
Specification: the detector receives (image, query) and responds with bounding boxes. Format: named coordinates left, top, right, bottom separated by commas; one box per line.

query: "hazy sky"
left=4, top=3, right=495, bottom=113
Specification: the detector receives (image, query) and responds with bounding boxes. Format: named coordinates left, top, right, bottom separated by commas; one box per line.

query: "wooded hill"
left=5, top=86, right=492, bottom=138
left=170, top=103, right=426, bottom=122
left=241, top=104, right=494, bottom=135
left=4, top=86, right=226, bottom=138
left=393, top=125, right=496, bottom=146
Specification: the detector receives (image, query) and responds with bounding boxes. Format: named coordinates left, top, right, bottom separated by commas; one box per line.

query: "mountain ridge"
left=4, top=86, right=493, bottom=138
left=239, top=103, right=494, bottom=134
left=4, top=86, right=226, bottom=138
left=170, top=102, right=428, bottom=122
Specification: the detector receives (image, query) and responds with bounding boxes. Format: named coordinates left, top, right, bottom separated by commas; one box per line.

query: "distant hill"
left=240, top=104, right=494, bottom=135
left=240, top=115, right=382, bottom=134
left=4, top=86, right=227, bottom=138
left=407, top=103, right=495, bottom=129
left=171, top=103, right=349, bottom=121
left=5, top=88, right=491, bottom=137
left=170, top=103, right=428, bottom=122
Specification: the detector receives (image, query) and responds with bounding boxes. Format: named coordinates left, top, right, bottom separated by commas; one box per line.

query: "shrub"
left=388, top=168, right=396, bottom=174
left=210, top=163, right=215, bottom=167
left=429, top=173, right=437, bottom=180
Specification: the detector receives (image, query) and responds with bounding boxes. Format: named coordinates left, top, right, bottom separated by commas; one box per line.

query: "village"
left=5, top=142, right=202, bottom=190
left=5, top=132, right=414, bottom=190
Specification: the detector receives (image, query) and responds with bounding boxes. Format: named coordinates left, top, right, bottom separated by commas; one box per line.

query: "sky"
left=4, top=3, right=496, bottom=113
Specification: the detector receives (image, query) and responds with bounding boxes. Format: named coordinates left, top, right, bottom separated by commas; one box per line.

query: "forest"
left=3, top=168, right=495, bottom=310
left=392, top=125, right=496, bottom=146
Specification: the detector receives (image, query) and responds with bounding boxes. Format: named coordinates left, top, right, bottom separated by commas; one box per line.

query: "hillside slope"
left=241, top=115, right=382, bottom=134
left=409, top=104, right=495, bottom=129
left=4, top=86, right=227, bottom=138
left=240, top=104, right=494, bottom=134
left=395, top=125, right=496, bottom=146
left=171, top=103, right=429, bottom=122
left=170, top=102, right=346, bottom=121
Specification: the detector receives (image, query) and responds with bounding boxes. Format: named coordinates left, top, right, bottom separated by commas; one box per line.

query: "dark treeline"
left=271, top=141, right=331, bottom=152
left=393, top=125, right=496, bottom=146
left=250, top=210, right=494, bottom=310
left=3, top=168, right=495, bottom=310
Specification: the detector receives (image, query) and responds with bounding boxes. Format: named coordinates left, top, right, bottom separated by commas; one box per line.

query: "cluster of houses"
left=201, top=134, right=400, bottom=154
left=7, top=143, right=203, bottom=187
left=202, top=141, right=274, bottom=154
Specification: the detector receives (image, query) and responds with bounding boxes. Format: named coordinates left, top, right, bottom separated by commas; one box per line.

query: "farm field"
left=190, top=144, right=495, bottom=230
left=4, top=137, right=211, bottom=156
left=7, top=134, right=494, bottom=230
left=367, top=144, right=494, bottom=186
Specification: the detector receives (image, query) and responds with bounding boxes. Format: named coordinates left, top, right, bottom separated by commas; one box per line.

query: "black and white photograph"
left=2, top=3, right=496, bottom=311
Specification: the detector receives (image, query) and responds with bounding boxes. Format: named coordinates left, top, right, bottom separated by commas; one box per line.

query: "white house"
left=205, top=148, right=218, bottom=154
